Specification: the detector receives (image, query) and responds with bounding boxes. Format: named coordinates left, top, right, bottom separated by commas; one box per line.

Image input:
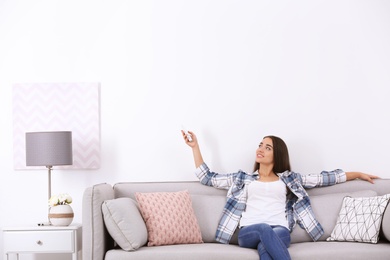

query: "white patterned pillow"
left=135, top=190, right=203, bottom=246
left=327, top=194, right=390, bottom=243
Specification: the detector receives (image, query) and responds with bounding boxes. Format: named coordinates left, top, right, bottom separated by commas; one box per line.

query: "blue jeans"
left=238, top=223, right=291, bottom=260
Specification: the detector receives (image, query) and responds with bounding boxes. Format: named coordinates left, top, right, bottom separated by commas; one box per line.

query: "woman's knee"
left=245, top=223, right=274, bottom=237
left=257, top=223, right=272, bottom=232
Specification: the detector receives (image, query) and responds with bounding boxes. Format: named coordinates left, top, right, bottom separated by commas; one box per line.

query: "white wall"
left=1, top=0, right=389, bottom=258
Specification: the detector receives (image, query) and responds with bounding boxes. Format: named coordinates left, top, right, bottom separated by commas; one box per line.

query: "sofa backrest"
left=113, top=178, right=390, bottom=203
left=112, top=179, right=390, bottom=244
left=113, top=181, right=227, bottom=199
left=304, top=178, right=390, bottom=196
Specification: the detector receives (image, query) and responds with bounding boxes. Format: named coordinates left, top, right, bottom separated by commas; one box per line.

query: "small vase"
left=49, top=204, right=74, bottom=226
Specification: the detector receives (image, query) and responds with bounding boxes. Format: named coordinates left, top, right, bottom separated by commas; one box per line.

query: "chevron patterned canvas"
left=13, top=82, right=101, bottom=169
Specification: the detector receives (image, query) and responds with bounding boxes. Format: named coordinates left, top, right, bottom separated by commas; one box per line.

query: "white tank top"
left=239, top=178, right=288, bottom=229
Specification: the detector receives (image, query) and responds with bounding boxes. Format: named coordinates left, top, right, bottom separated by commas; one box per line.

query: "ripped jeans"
left=238, top=223, right=291, bottom=260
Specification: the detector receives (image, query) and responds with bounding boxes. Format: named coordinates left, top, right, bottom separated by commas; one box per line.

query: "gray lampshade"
left=26, top=131, right=73, bottom=166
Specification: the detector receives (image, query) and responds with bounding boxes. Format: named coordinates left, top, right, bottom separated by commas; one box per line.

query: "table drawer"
left=4, top=230, right=74, bottom=253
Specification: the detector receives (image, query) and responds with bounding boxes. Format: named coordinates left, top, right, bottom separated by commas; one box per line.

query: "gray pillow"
left=291, top=190, right=377, bottom=243
left=102, top=198, right=147, bottom=251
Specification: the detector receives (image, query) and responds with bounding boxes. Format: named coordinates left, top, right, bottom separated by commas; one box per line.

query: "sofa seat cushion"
left=289, top=241, right=390, bottom=260
left=105, top=243, right=258, bottom=260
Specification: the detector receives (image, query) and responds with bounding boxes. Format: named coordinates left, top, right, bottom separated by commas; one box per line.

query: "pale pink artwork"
left=13, top=82, right=101, bottom=169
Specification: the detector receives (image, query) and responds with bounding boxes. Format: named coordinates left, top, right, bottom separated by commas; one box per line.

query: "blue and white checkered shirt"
left=195, top=163, right=346, bottom=244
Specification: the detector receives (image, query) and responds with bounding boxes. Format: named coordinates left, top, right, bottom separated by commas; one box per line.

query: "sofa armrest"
left=82, top=183, right=115, bottom=260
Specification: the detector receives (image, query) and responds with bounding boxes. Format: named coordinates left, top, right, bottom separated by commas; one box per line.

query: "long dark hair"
left=253, top=135, right=291, bottom=174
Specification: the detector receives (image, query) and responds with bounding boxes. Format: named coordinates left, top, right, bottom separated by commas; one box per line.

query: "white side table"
left=2, top=224, right=82, bottom=260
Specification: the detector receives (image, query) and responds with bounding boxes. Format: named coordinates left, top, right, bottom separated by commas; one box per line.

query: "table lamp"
left=25, top=131, right=73, bottom=201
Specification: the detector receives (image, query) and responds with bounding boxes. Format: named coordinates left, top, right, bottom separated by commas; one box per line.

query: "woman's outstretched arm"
left=297, top=170, right=380, bottom=188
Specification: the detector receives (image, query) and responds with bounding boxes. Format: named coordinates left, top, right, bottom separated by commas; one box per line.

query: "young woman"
left=182, top=131, right=378, bottom=260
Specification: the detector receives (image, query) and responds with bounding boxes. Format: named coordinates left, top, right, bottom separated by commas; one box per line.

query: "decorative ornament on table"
left=48, top=193, right=74, bottom=226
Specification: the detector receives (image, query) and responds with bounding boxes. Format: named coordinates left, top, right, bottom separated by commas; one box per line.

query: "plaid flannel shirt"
left=195, top=163, right=346, bottom=244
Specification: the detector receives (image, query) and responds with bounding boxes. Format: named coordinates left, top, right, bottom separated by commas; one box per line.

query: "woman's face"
left=255, top=137, right=274, bottom=166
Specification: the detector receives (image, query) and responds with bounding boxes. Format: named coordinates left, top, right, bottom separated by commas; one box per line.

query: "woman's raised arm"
left=181, top=130, right=204, bottom=168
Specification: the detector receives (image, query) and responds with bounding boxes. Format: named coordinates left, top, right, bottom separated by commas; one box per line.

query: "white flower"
left=49, top=193, right=73, bottom=207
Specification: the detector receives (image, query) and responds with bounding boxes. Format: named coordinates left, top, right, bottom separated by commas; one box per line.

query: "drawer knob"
left=36, top=240, right=43, bottom=245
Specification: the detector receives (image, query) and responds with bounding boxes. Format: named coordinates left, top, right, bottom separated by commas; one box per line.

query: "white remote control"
left=182, top=125, right=193, bottom=142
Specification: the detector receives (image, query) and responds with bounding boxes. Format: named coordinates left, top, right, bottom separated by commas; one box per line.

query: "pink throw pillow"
left=135, top=190, right=203, bottom=246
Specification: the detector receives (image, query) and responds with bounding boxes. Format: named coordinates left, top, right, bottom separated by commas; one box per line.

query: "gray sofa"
left=83, top=179, right=390, bottom=260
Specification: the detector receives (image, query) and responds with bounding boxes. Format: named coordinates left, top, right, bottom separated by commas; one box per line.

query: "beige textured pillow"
left=135, top=190, right=203, bottom=246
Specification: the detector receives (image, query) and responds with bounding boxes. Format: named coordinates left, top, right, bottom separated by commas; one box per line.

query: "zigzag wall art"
left=13, top=82, right=101, bottom=169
